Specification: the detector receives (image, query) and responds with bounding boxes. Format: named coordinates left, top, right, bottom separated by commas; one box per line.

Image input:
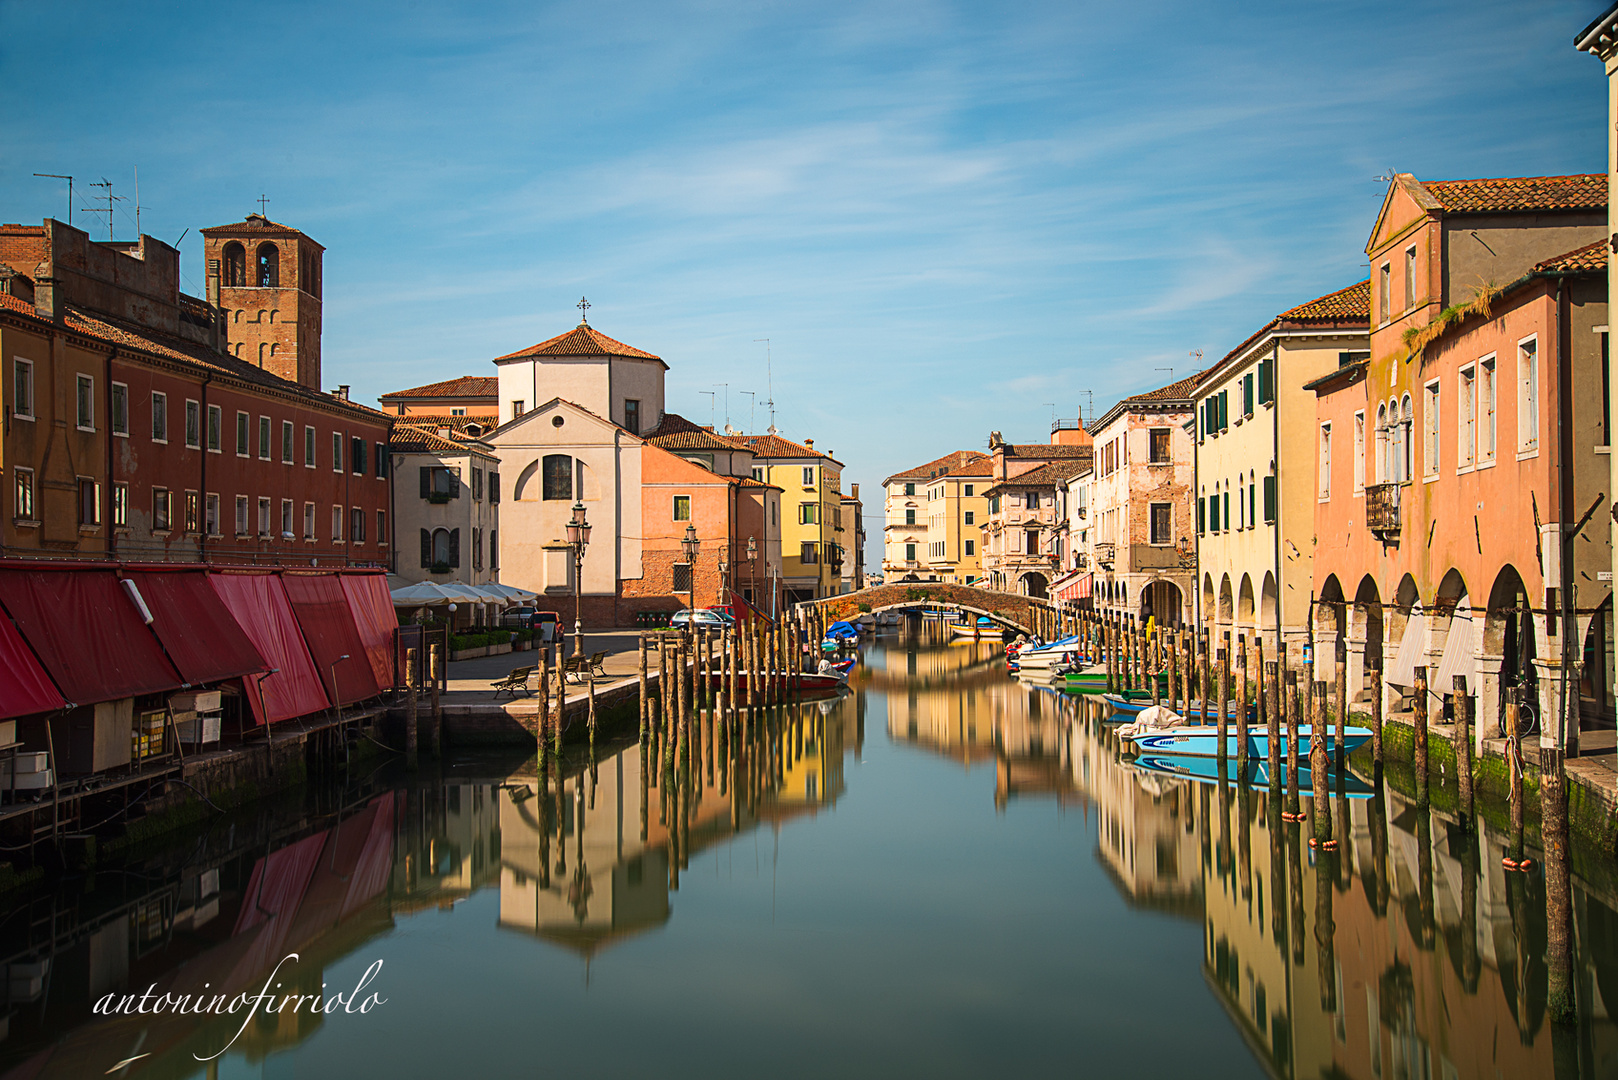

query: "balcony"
left=1365, top=483, right=1401, bottom=536
left=1094, top=542, right=1115, bottom=570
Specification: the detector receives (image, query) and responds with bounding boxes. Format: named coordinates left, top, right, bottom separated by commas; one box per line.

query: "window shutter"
left=1244, top=375, right=1253, bottom=416
left=449, top=528, right=461, bottom=568
left=1223, top=491, right=1230, bottom=528
left=490, top=472, right=500, bottom=504
left=420, top=528, right=431, bottom=568
left=1263, top=476, right=1276, bottom=523
left=1249, top=483, right=1256, bottom=527
left=419, top=466, right=430, bottom=498
left=1219, top=391, right=1228, bottom=431
left=1197, top=497, right=1205, bottom=534
left=451, top=470, right=461, bottom=499
left=377, top=445, right=388, bottom=478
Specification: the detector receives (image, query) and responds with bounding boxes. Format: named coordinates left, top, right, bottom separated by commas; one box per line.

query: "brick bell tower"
left=201, top=213, right=323, bottom=388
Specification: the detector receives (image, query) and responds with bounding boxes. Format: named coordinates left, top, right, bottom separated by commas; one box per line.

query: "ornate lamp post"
left=566, top=501, right=592, bottom=659
left=747, top=535, right=757, bottom=608
left=681, top=524, right=700, bottom=619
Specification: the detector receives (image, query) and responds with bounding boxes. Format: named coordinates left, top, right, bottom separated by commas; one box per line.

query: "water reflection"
left=5, top=633, right=1618, bottom=1078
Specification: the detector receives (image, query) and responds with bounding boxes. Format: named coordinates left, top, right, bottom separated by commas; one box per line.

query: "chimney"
left=33, top=276, right=62, bottom=322
left=851, top=482, right=860, bottom=500
left=804, top=438, right=814, bottom=450
left=334, top=385, right=350, bottom=401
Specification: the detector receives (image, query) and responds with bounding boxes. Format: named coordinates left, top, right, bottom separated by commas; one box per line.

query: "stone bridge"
left=801, top=582, right=1056, bottom=636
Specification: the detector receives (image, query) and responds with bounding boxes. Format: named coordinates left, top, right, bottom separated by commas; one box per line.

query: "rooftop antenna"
left=1373, top=169, right=1397, bottom=183
left=1079, top=390, right=1094, bottom=428
left=134, top=165, right=143, bottom=237
left=82, top=178, right=124, bottom=242
left=1044, top=403, right=1056, bottom=427
left=1155, top=367, right=1174, bottom=383
left=700, top=390, right=715, bottom=428
left=715, top=383, right=729, bottom=431
left=754, top=338, right=776, bottom=434
left=740, top=391, right=755, bottom=434
left=1188, top=348, right=1203, bottom=371
left=33, top=174, right=73, bottom=225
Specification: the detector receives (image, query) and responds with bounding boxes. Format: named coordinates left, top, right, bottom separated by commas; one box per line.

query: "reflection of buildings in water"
left=1199, top=782, right=1618, bottom=1079
left=498, top=691, right=866, bottom=956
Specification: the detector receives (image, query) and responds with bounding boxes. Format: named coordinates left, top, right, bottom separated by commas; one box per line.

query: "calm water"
left=3, top=627, right=1616, bottom=1079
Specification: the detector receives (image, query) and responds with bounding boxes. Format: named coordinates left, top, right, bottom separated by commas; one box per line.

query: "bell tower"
left=201, top=213, right=324, bottom=388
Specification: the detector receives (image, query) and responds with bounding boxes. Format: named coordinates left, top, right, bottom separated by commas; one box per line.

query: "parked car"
left=708, top=602, right=767, bottom=624
left=669, top=608, right=733, bottom=632
left=500, top=606, right=535, bottom=629
left=501, top=607, right=560, bottom=642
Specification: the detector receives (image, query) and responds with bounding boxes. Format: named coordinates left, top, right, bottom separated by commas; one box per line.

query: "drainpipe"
left=199, top=372, right=212, bottom=563
left=1271, top=341, right=1283, bottom=660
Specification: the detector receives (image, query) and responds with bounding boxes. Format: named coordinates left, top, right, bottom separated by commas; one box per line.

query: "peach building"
left=1310, top=173, right=1609, bottom=750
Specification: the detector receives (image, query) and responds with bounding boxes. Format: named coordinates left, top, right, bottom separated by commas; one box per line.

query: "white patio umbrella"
left=390, top=581, right=457, bottom=606
left=482, top=582, right=538, bottom=602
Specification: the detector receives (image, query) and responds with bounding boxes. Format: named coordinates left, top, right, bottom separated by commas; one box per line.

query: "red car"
left=709, top=600, right=771, bottom=624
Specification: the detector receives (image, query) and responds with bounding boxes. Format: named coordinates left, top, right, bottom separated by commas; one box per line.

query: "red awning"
left=209, top=572, right=329, bottom=725
left=0, top=610, right=65, bottom=720
left=281, top=573, right=382, bottom=705
left=125, top=570, right=267, bottom=688
left=1053, top=571, right=1093, bottom=603
left=339, top=573, right=398, bottom=692
left=0, top=568, right=182, bottom=707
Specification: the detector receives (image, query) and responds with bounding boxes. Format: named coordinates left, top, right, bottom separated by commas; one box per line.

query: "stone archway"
left=1019, top=572, right=1049, bottom=599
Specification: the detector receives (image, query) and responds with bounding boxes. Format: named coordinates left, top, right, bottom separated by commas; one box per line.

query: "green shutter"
left=1243, top=375, right=1254, bottom=416
left=1263, top=476, right=1276, bottom=523
left=1258, top=359, right=1274, bottom=405
left=1197, top=497, right=1205, bottom=534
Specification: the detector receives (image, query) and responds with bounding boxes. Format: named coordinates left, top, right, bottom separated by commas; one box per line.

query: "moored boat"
left=1130, top=755, right=1377, bottom=798
left=1120, top=721, right=1370, bottom=760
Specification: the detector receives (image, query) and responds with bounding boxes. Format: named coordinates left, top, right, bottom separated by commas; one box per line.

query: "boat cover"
left=126, top=569, right=266, bottom=687
left=0, top=568, right=182, bottom=706
left=210, top=572, right=329, bottom=724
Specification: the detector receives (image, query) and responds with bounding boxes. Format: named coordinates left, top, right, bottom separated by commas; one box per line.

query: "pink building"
left=1310, top=173, right=1609, bottom=750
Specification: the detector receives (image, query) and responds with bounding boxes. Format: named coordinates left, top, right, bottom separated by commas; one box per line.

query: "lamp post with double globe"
left=681, top=524, right=700, bottom=622
left=566, top=501, right=592, bottom=660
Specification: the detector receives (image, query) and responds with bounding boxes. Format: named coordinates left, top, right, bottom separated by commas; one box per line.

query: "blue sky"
left=1, top=0, right=1608, bottom=562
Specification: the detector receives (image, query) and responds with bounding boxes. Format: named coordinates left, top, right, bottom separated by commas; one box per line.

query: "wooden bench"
left=491, top=666, right=534, bottom=700
left=562, top=651, right=611, bottom=683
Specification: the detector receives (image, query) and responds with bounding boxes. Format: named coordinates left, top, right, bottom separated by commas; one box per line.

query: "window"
left=1378, top=262, right=1391, bottom=323
left=674, top=495, right=691, bottom=521
left=1263, top=475, right=1276, bottom=523
left=256, top=242, right=279, bottom=287
left=1519, top=337, right=1539, bottom=452
left=542, top=454, right=572, bottom=500
left=1149, top=502, right=1171, bottom=545
left=380, top=510, right=389, bottom=546
left=207, top=404, right=222, bottom=451
left=1026, top=491, right=1040, bottom=510
left=185, top=490, right=200, bottom=533
left=1398, top=395, right=1413, bottom=481
left=304, top=502, right=316, bottom=540
left=1223, top=491, right=1230, bottom=531
left=332, top=505, right=344, bottom=542
left=78, top=478, right=99, bottom=526
left=234, top=495, right=248, bottom=535
left=1025, top=528, right=1040, bottom=554
left=1319, top=423, right=1332, bottom=500
left=488, top=526, right=496, bottom=569
left=12, top=359, right=33, bottom=419
left=375, top=443, right=388, bottom=478
left=206, top=493, right=220, bottom=536
left=904, top=483, right=915, bottom=496
left=1480, top=357, right=1496, bottom=461
left=76, top=375, right=94, bottom=430
left=964, top=511, right=975, bottom=525
left=1257, top=357, right=1274, bottom=406
left=112, top=383, right=129, bottom=435
left=304, top=425, right=316, bottom=467
left=1249, top=479, right=1257, bottom=527
left=1353, top=412, right=1365, bottom=492
left=1458, top=367, right=1476, bottom=468
left=450, top=407, right=465, bottom=417
left=351, top=507, right=365, bottom=543
left=112, top=481, right=129, bottom=527
left=222, top=241, right=246, bottom=286
left=904, top=508, right=916, bottom=526
left=280, top=499, right=293, bottom=538
left=964, top=484, right=974, bottom=496
left=257, top=497, right=271, bottom=537
left=1423, top=380, right=1440, bottom=477
left=800, top=502, right=818, bottom=525
left=421, top=465, right=458, bottom=499
left=152, top=392, right=169, bottom=442
left=624, top=398, right=641, bottom=435
left=258, top=416, right=271, bottom=459
left=673, top=563, right=693, bottom=592
left=752, top=467, right=765, bottom=483
left=236, top=411, right=250, bottom=456
left=472, top=468, right=484, bottom=501
left=332, top=431, right=343, bottom=472
left=1197, top=496, right=1206, bottom=535
left=1244, top=373, right=1255, bottom=417
left=1149, top=428, right=1171, bottom=463
left=351, top=437, right=366, bottom=475
left=965, top=539, right=975, bottom=555
left=802, top=466, right=815, bottom=486
left=153, top=487, right=172, bottom=532
left=185, top=400, right=200, bottom=448
left=1404, top=246, right=1417, bottom=310
left=511, top=400, right=525, bottom=418
left=904, top=543, right=916, bottom=562
left=472, top=526, right=483, bottom=571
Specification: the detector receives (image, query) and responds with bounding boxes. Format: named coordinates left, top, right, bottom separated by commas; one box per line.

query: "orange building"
left=378, top=375, right=499, bottom=419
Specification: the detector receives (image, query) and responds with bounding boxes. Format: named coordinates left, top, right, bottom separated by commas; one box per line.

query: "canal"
left=1, top=625, right=1614, bottom=1078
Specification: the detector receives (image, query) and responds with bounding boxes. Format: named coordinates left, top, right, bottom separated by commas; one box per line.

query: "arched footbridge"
left=800, top=583, right=1058, bottom=637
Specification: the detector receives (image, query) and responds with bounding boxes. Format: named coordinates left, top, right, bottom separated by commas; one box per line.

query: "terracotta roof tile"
left=884, top=450, right=989, bottom=484
left=984, top=458, right=1091, bottom=495
left=385, top=413, right=498, bottom=435
left=1124, top=372, right=1203, bottom=403
left=390, top=424, right=495, bottom=456
left=735, top=433, right=839, bottom=463
left=643, top=412, right=746, bottom=452
left=494, top=323, right=661, bottom=362
left=199, top=213, right=319, bottom=245
left=1004, top=443, right=1095, bottom=459
left=1532, top=238, right=1609, bottom=274
left=1423, top=174, right=1606, bottom=214
left=0, top=292, right=33, bottom=316
left=380, top=375, right=498, bottom=400
left=1279, top=279, right=1371, bottom=321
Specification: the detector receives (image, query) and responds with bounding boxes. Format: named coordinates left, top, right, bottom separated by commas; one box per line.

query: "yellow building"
left=881, top=450, right=989, bottom=583
left=736, top=433, right=844, bottom=604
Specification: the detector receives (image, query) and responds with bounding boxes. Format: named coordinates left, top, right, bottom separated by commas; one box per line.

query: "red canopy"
left=209, top=572, right=329, bottom=725
left=125, top=570, right=266, bottom=687
left=0, top=568, right=182, bottom=706
left=281, top=573, right=382, bottom=705
left=339, top=573, right=398, bottom=692
left=0, top=609, right=65, bottom=720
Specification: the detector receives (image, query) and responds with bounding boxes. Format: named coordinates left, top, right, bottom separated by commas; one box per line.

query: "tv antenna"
left=32, top=174, right=73, bottom=225
left=1373, top=169, right=1397, bottom=183
left=740, top=391, right=755, bottom=434
left=1079, top=390, right=1094, bottom=428
left=1155, top=367, right=1174, bottom=382
left=754, top=339, right=776, bottom=434
left=82, top=178, right=124, bottom=241
left=1189, top=348, right=1203, bottom=369
left=700, top=390, right=715, bottom=428
left=714, top=383, right=729, bottom=431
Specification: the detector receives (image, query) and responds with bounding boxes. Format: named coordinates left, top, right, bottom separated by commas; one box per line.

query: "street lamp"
left=681, top=523, right=700, bottom=618
left=718, top=557, right=729, bottom=606
left=746, top=535, right=757, bottom=607
left=566, top=501, right=592, bottom=659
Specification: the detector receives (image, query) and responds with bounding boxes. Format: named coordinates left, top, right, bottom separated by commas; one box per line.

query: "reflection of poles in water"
left=1236, top=770, right=1251, bottom=904
left=1288, top=813, right=1305, bottom=967
left=1216, top=752, right=1233, bottom=883
left=1265, top=660, right=1280, bottom=790
left=1415, top=807, right=1434, bottom=951
left=1315, top=849, right=1337, bottom=1013
left=1236, top=636, right=1249, bottom=768
left=1285, top=672, right=1302, bottom=822
left=1504, top=701, right=1529, bottom=869
left=1369, top=767, right=1389, bottom=915
left=640, top=733, right=649, bottom=844
left=1541, top=739, right=1576, bottom=1024
left=1458, top=829, right=1481, bottom=993
left=1268, top=782, right=1287, bottom=950
left=1507, top=866, right=1543, bottom=1045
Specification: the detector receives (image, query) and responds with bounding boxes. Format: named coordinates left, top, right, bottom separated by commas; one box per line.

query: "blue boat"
left=1123, top=722, right=1371, bottom=760
left=1131, top=755, right=1377, bottom=799
left=822, top=621, right=860, bottom=650
left=1101, top=694, right=1256, bottom=722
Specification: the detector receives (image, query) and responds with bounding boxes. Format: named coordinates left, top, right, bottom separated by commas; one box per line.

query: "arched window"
left=1375, top=404, right=1387, bottom=482
left=542, top=454, right=573, bottom=500
left=256, top=243, right=279, bottom=287
left=432, top=527, right=453, bottom=566
left=222, top=242, right=246, bottom=287
left=1399, top=394, right=1414, bottom=482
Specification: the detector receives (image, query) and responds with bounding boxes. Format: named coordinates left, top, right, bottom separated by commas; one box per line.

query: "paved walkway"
left=444, top=629, right=648, bottom=706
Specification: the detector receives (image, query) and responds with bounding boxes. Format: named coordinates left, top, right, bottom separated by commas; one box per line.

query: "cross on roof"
left=577, top=296, right=590, bottom=324
left=257, top=194, right=269, bottom=215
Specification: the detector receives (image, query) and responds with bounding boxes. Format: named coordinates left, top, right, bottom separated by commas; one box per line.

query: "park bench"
left=490, top=666, right=534, bottom=700
left=562, top=651, right=611, bottom=683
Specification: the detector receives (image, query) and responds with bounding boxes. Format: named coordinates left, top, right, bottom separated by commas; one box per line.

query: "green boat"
left=1063, top=671, right=1168, bottom=694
